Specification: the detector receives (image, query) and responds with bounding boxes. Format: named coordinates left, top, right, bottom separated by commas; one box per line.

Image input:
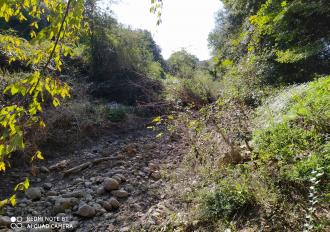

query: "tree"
left=0, top=0, right=86, bottom=207
left=209, top=0, right=330, bottom=84
left=167, top=49, right=199, bottom=79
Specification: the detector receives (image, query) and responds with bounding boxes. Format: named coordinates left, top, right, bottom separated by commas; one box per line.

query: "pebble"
left=151, top=171, right=161, bottom=180
left=112, top=175, right=122, bottom=183
left=40, top=166, right=50, bottom=173
left=111, top=189, right=129, bottom=198
left=25, top=187, right=42, bottom=201
left=96, top=186, right=105, bottom=196
left=102, top=201, right=113, bottom=211
left=54, top=197, right=78, bottom=213
left=103, top=178, right=120, bottom=191
left=69, top=221, right=79, bottom=231
left=77, top=205, right=96, bottom=218
left=109, top=197, right=120, bottom=209
left=43, top=183, right=53, bottom=190
left=46, top=191, right=58, bottom=196
left=62, top=191, right=84, bottom=198
left=0, top=216, right=11, bottom=226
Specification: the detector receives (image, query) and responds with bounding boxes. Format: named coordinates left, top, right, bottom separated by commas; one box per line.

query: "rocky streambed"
left=0, top=127, right=184, bottom=232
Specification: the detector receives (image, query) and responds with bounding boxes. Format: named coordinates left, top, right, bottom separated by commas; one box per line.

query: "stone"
left=101, top=201, right=112, bottom=211
left=43, top=183, right=52, bottom=190
left=109, top=197, right=120, bottom=209
left=125, top=144, right=138, bottom=156
left=103, top=178, right=120, bottom=191
left=94, top=176, right=104, bottom=183
left=68, top=221, right=79, bottom=231
left=73, top=178, right=83, bottom=184
left=112, top=175, right=122, bottom=183
left=46, top=191, right=58, bottom=196
left=84, top=181, right=92, bottom=187
left=40, top=166, right=50, bottom=173
left=54, top=197, right=78, bottom=214
left=148, top=163, right=160, bottom=171
left=77, top=205, right=96, bottom=218
left=111, top=189, right=129, bottom=198
left=124, top=184, right=134, bottom=193
left=115, top=174, right=127, bottom=182
left=96, top=187, right=105, bottom=196
left=107, top=224, right=115, bottom=231
left=62, top=191, right=84, bottom=198
left=151, top=171, right=161, bottom=180
left=120, top=226, right=131, bottom=232
left=0, top=216, right=11, bottom=226
left=26, top=187, right=42, bottom=201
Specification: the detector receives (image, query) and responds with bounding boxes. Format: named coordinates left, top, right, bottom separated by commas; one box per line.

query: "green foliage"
left=106, top=104, right=128, bottom=122
left=253, top=76, right=330, bottom=182
left=89, top=12, right=166, bottom=81
left=0, top=0, right=86, bottom=207
left=288, top=76, right=330, bottom=131
left=210, top=0, right=330, bottom=87
left=254, top=122, right=323, bottom=162
left=202, top=180, right=254, bottom=219
left=164, top=71, right=220, bottom=107
left=167, top=49, right=199, bottom=79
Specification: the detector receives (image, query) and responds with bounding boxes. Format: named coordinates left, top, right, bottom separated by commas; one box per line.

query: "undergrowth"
left=159, top=75, right=330, bottom=231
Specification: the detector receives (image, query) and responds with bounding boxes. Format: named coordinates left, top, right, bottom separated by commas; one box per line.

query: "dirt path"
left=0, top=122, right=186, bottom=232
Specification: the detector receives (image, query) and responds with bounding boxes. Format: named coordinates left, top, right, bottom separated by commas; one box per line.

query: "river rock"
left=54, top=197, right=78, bottom=214
left=43, top=183, right=52, bottom=190
left=77, top=205, right=96, bottom=218
left=40, top=166, right=50, bottom=173
left=102, top=201, right=113, bottom=211
left=26, top=187, right=42, bottom=201
left=0, top=216, right=11, bottom=226
left=104, top=178, right=120, bottom=191
left=113, top=174, right=126, bottom=183
left=151, top=171, right=161, bottom=180
left=62, top=191, right=84, bottom=198
left=109, top=197, right=120, bottom=209
left=111, top=189, right=129, bottom=198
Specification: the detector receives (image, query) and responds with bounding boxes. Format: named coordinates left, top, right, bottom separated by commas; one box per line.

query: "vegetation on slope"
left=0, top=0, right=329, bottom=231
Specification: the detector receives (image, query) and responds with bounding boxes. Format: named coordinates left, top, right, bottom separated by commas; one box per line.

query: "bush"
left=254, top=123, right=323, bottom=162
left=164, top=72, right=221, bottom=107
left=253, top=76, right=330, bottom=182
left=288, top=76, right=330, bottom=132
left=202, top=180, right=254, bottom=219
left=106, top=103, right=129, bottom=122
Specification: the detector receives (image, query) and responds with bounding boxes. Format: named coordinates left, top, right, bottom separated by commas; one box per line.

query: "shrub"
left=164, top=72, right=221, bottom=107
left=254, top=123, right=323, bottom=162
left=106, top=104, right=129, bottom=122
left=288, top=76, right=330, bottom=132
left=202, top=179, right=254, bottom=219
left=253, top=76, right=330, bottom=182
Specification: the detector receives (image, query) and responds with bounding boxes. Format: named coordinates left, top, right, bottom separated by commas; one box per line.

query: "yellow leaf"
left=156, top=132, right=163, bottom=138
left=152, top=116, right=161, bottom=123
left=52, top=98, right=60, bottom=107
left=0, top=199, right=8, bottom=208
left=167, top=115, right=174, bottom=120
left=0, top=161, right=6, bottom=172
left=40, top=121, right=46, bottom=128
left=24, top=178, right=30, bottom=189
left=9, top=195, right=16, bottom=206
left=35, top=151, right=44, bottom=160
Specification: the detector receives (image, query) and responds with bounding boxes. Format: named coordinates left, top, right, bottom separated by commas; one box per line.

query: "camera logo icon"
left=10, top=217, right=23, bottom=229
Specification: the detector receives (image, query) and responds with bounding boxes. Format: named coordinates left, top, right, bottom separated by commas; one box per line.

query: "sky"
left=104, top=0, right=223, bottom=60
